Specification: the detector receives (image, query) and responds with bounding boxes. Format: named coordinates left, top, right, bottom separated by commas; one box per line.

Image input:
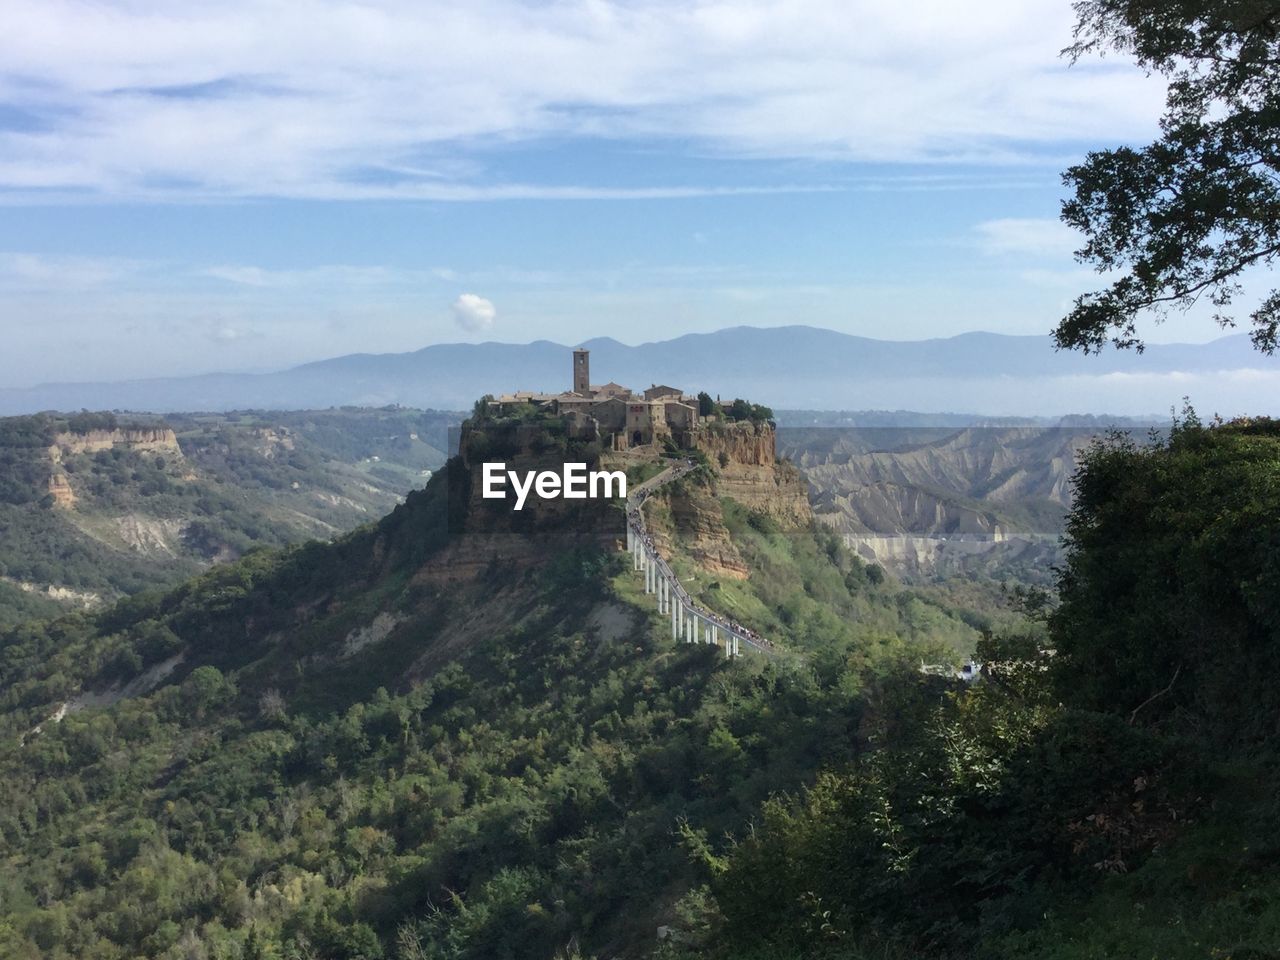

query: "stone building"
left=491, top=348, right=700, bottom=449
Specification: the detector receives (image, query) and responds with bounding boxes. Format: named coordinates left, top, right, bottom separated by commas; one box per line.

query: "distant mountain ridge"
left=3, top=325, right=1278, bottom=416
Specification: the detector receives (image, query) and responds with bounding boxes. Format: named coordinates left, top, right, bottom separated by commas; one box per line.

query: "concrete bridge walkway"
left=625, top=459, right=778, bottom=658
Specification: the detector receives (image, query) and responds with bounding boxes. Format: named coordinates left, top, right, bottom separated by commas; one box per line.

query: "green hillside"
left=0, top=408, right=459, bottom=627
left=0, top=412, right=1277, bottom=958
left=0, top=418, right=986, bottom=959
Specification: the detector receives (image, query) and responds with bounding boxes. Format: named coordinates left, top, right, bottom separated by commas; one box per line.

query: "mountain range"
left=5, top=326, right=1279, bottom=417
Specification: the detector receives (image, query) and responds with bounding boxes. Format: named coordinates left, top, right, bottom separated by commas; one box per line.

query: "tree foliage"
left=1048, top=412, right=1280, bottom=743
left=1058, top=0, right=1280, bottom=353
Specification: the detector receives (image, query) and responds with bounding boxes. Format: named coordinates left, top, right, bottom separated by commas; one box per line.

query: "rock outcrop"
left=49, top=427, right=181, bottom=458
left=417, top=417, right=813, bottom=587
left=657, top=479, right=750, bottom=579
left=40, top=427, right=182, bottom=510
left=695, top=420, right=812, bottom=527
left=644, top=420, right=813, bottom=580
left=47, top=471, right=76, bottom=508
left=412, top=421, right=623, bottom=586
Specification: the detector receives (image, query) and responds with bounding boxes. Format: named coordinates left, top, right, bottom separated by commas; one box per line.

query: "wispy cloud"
left=0, top=0, right=1164, bottom=201
left=974, top=217, right=1081, bottom=258
left=201, top=264, right=399, bottom=287
left=0, top=252, right=143, bottom=287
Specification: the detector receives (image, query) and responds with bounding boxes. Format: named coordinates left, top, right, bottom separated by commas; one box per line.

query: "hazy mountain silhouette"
left=3, top=326, right=1277, bottom=416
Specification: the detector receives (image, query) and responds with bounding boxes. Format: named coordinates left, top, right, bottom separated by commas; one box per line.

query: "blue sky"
left=0, top=0, right=1207, bottom=387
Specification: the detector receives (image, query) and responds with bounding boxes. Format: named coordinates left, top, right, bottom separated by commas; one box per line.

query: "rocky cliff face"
left=41, top=427, right=182, bottom=509
left=49, top=427, right=181, bottom=458
left=782, top=425, right=1092, bottom=578
left=694, top=420, right=776, bottom=466
left=695, top=420, right=812, bottom=527
left=655, top=480, right=750, bottom=579
left=642, top=421, right=813, bottom=580
left=420, top=418, right=814, bottom=586
left=47, top=471, right=76, bottom=508
left=842, top=532, right=1064, bottom=579
left=414, top=421, right=623, bottom=585
left=786, top=426, right=1088, bottom=537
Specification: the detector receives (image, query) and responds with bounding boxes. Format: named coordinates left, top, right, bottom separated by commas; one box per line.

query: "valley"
left=0, top=408, right=460, bottom=626
left=0, top=401, right=996, bottom=959
left=777, top=423, right=1145, bottom=581
left=7, top=1, right=1280, bottom=953
left=0, top=391, right=1276, bottom=960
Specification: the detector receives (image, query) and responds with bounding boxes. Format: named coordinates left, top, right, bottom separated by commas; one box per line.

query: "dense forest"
left=0, top=411, right=1276, bottom=957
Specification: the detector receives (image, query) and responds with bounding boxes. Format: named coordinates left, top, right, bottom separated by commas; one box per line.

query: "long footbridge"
left=625, top=460, right=777, bottom=658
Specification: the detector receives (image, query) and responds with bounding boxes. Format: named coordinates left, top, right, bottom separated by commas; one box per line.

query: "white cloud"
left=451, top=293, right=497, bottom=332
left=0, top=252, right=141, bottom=287
left=209, top=323, right=250, bottom=342
left=201, top=263, right=399, bottom=287
left=204, top=265, right=275, bottom=287
left=0, top=0, right=1165, bottom=201
left=974, top=218, right=1081, bottom=259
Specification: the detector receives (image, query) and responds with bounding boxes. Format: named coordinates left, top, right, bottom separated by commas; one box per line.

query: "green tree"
left=181, top=666, right=236, bottom=720
left=1058, top=0, right=1280, bottom=353
left=1048, top=415, right=1280, bottom=742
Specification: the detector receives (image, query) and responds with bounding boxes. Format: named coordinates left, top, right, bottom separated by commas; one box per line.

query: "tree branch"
left=1129, top=664, right=1182, bottom=725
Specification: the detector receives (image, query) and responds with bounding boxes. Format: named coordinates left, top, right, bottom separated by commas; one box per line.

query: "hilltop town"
left=489, top=347, right=771, bottom=450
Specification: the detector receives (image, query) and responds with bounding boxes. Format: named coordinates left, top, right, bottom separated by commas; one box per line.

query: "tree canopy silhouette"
left=1059, top=0, right=1280, bottom=354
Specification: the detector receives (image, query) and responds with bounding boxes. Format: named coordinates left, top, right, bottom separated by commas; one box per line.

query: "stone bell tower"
left=573, top=347, right=590, bottom=396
